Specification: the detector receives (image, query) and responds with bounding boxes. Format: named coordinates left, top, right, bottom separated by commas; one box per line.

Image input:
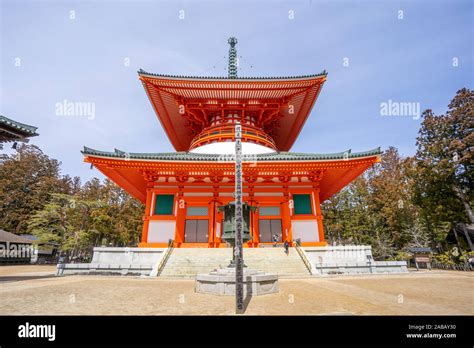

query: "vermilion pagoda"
left=83, top=38, right=380, bottom=248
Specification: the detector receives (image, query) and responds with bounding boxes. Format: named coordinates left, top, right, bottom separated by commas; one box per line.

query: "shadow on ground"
left=0, top=275, right=56, bottom=283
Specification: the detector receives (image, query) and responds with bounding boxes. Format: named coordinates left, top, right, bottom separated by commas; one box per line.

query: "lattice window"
left=186, top=206, right=209, bottom=216
left=154, top=194, right=174, bottom=215
left=293, top=194, right=312, bottom=215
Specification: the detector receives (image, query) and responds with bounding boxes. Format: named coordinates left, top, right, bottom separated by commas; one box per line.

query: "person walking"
left=272, top=234, right=279, bottom=247
left=284, top=240, right=289, bottom=255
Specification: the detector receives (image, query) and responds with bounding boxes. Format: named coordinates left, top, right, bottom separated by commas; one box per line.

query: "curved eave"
left=0, top=115, right=39, bottom=139
left=82, top=146, right=381, bottom=162
left=82, top=146, right=380, bottom=203
left=138, top=70, right=327, bottom=152
left=137, top=69, right=328, bottom=82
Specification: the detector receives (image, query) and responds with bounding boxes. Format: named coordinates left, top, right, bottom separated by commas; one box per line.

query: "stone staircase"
left=159, top=247, right=311, bottom=278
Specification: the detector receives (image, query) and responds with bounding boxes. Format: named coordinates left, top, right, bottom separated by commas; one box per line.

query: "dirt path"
left=0, top=265, right=56, bottom=276
left=0, top=266, right=472, bottom=315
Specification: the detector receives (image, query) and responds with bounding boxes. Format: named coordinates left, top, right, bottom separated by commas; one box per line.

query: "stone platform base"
left=303, top=245, right=408, bottom=275
left=57, top=247, right=165, bottom=276
left=195, top=268, right=279, bottom=296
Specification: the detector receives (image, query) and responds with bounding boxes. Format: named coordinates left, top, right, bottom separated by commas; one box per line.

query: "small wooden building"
left=408, top=247, right=432, bottom=270
left=0, top=230, right=33, bottom=265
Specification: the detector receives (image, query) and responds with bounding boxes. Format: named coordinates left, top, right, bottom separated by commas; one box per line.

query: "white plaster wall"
left=291, top=220, right=319, bottom=242
left=147, top=220, right=176, bottom=243
left=190, top=141, right=275, bottom=154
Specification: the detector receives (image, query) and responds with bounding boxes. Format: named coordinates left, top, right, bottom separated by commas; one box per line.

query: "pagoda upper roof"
left=0, top=115, right=38, bottom=143
left=138, top=69, right=327, bottom=152
left=82, top=146, right=381, bottom=162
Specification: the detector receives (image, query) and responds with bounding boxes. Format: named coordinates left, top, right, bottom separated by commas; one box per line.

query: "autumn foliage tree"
left=0, top=144, right=144, bottom=260
left=323, top=88, right=473, bottom=259
left=0, top=145, right=69, bottom=233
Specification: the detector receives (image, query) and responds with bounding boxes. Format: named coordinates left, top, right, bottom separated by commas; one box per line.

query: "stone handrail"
left=154, top=239, right=174, bottom=277
left=294, top=240, right=315, bottom=275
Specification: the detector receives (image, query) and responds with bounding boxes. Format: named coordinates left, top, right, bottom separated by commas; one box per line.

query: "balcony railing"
left=189, top=124, right=277, bottom=151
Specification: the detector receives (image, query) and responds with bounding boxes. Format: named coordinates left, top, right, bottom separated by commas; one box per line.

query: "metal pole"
left=234, top=122, right=244, bottom=314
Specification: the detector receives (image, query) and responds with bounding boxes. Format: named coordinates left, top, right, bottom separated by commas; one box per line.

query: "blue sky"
left=1, top=0, right=472, bottom=182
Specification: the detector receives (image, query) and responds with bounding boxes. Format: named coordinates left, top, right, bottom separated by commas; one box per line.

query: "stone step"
left=159, top=247, right=310, bottom=277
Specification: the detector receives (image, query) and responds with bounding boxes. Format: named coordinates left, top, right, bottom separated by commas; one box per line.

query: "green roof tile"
left=0, top=115, right=38, bottom=135
left=82, top=147, right=381, bottom=162
left=137, top=69, right=328, bottom=80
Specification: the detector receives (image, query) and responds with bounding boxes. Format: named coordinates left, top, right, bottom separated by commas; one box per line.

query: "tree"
left=410, top=89, right=473, bottom=250
left=322, top=176, right=375, bottom=248
left=27, top=194, right=102, bottom=258
left=446, top=88, right=473, bottom=223
left=27, top=179, right=144, bottom=259
left=322, top=88, right=472, bottom=259
left=0, top=144, right=67, bottom=233
left=322, top=147, right=420, bottom=258
left=367, top=147, right=419, bottom=250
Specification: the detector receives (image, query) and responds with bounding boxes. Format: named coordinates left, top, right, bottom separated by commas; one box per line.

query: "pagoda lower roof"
left=82, top=146, right=381, bottom=203
left=0, top=115, right=38, bottom=143
left=82, top=147, right=381, bottom=162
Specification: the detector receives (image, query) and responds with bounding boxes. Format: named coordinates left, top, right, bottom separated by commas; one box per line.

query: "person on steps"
left=272, top=234, right=279, bottom=247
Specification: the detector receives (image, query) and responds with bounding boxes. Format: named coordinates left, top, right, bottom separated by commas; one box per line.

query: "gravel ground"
left=0, top=265, right=472, bottom=315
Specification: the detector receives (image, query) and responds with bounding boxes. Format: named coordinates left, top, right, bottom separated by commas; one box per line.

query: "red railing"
left=189, top=124, right=277, bottom=151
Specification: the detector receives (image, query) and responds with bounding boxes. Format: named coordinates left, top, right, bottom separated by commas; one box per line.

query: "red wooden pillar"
left=247, top=192, right=256, bottom=247
left=282, top=186, right=293, bottom=245
left=313, top=187, right=325, bottom=243
left=208, top=200, right=215, bottom=247
left=215, top=203, right=223, bottom=247
left=281, top=198, right=292, bottom=244
left=174, top=189, right=186, bottom=246
left=140, top=187, right=153, bottom=246
left=253, top=203, right=260, bottom=246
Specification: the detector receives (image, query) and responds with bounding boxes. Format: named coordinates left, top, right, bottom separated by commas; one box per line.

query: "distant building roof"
left=19, top=234, right=37, bottom=241
left=0, top=230, right=33, bottom=244
left=408, top=247, right=432, bottom=253
left=20, top=234, right=59, bottom=247
left=0, top=115, right=38, bottom=143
